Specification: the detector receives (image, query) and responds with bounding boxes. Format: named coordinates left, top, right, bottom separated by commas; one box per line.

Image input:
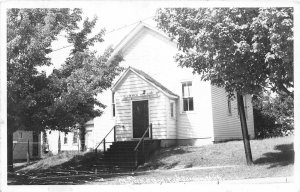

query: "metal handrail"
left=133, top=123, right=153, bottom=167
left=95, top=125, right=118, bottom=153
left=134, top=123, right=152, bottom=151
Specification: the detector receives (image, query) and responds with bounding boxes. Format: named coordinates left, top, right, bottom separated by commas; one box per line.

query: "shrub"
left=253, top=91, right=294, bottom=138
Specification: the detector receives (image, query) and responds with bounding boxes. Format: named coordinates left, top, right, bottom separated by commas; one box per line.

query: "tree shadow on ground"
left=254, top=143, right=294, bottom=168
left=8, top=151, right=138, bottom=185
left=137, top=147, right=191, bottom=171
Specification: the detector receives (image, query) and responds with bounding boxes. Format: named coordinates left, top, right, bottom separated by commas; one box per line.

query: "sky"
left=44, top=2, right=159, bottom=75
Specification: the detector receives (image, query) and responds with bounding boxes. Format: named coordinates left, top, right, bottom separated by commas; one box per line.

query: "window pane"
left=183, top=98, right=189, bottom=111
left=188, top=98, right=194, bottom=111
left=183, top=85, right=189, bottom=98
left=170, top=103, right=174, bottom=117
left=73, top=132, right=78, bottom=144
left=228, top=99, right=232, bottom=115
left=188, top=84, right=192, bottom=97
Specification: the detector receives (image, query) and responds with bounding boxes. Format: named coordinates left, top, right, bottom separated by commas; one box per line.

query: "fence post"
left=103, top=138, right=106, bottom=152
left=27, top=139, right=30, bottom=164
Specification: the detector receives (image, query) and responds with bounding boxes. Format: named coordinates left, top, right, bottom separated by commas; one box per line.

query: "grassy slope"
left=10, top=136, right=294, bottom=184
left=138, top=136, right=294, bottom=170
left=99, top=136, right=294, bottom=184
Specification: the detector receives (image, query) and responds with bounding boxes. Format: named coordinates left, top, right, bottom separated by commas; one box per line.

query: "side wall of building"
left=13, top=130, right=41, bottom=160
left=211, top=86, right=255, bottom=141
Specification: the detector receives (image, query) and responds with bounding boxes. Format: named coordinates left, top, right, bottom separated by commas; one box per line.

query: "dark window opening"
left=182, top=82, right=194, bottom=111
left=73, top=132, right=78, bottom=144
left=64, top=133, right=68, bottom=144
left=170, top=102, right=175, bottom=117
left=228, top=99, right=232, bottom=115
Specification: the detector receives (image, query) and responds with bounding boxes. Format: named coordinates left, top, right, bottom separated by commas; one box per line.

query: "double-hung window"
left=182, top=81, right=194, bottom=111
left=64, top=133, right=68, bottom=144
left=228, top=98, right=232, bottom=116
left=170, top=102, right=175, bottom=118
left=73, top=132, right=78, bottom=144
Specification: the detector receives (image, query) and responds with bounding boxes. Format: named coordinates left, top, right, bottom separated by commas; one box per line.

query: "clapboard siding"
left=211, top=86, right=255, bottom=141
left=89, top=24, right=256, bottom=147
left=114, top=71, right=169, bottom=140
left=176, top=80, right=214, bottom=139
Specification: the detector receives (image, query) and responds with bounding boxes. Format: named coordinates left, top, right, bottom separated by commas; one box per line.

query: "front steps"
left=94, top=140, right=160, bottom=171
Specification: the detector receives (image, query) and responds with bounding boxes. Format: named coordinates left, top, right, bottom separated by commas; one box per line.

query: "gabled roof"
left=107, top=22, right=176, bottom=63
left=111, top=67, right=178, bottom=99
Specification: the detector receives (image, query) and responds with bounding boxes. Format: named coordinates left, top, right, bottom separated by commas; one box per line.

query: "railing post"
left=150, top=123, right=153, bottom=139
left=142, top=139, right=145, bottom=164
left=103, top=138, right=106, bottom=152
left=135, top=150, right=138, bottom=167
left=114, top=126, right=116, bottom=142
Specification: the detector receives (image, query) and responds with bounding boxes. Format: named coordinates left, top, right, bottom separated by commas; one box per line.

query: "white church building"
left=37, top=22, right=255, bottom=156
left=88, top=23, right=255, bottom=149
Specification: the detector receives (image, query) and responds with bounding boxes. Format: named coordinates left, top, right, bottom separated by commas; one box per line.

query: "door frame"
left=131, top=99, right=150, bottom=139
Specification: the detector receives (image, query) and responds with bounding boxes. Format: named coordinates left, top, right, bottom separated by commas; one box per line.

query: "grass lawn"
left=8, top=136, right=294, bottom=185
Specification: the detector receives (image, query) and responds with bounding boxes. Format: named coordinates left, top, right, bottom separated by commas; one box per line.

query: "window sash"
left=73, top=132, right=78, bottom=144
left=182, top=82, right=192, bottom=98
left=228, top=99, right=232, bottom=115
left=170, top=103, right=175, bottom=117
left=183, top=97, right=193, bottom=111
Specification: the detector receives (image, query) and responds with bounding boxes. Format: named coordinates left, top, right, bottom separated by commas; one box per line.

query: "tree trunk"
left=7, top=132, right=14, bottom=172
left=80, top=125, right=86, bottom=152
left=237, top=93, right=253, bottom=165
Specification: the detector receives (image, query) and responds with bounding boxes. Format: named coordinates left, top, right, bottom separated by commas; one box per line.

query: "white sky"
left=44, top=2, right=159, bottom=75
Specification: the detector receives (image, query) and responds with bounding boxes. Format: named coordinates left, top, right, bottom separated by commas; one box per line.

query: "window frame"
left=170, top=102, right=175, bottom=118
left=73, top=132, right=78, bottom=144
left=64, top=133, right=68, bottom=144
left=228, top=98, right=232, bottom=116
left=182, top=81, right=194, bottom=112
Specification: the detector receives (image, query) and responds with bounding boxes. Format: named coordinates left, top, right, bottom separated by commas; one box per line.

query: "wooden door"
left=132, top=100, right=149, bottom=138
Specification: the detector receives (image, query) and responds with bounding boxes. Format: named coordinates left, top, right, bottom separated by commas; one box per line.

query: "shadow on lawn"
left=137, top=147, right=191, bottom=171
left=254, top=143, right=294, bottom=168
left=8, top=152, right=136, bottom=185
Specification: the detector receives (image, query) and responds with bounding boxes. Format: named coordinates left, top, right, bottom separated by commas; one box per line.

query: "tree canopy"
left=155, top=8, right=293, bottom=98
left=7, top=8, right=82, bottom=133
left=7, top=8, right=123, bottom=168
left=155, top=7, right=293, bottom=165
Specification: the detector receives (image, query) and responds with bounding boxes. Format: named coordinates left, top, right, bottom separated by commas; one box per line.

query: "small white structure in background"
left=35, top=22, right=255, bottom=156
left=13, top=130, right=41, bottom=160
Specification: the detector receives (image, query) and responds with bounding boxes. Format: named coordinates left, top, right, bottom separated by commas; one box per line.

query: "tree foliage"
left=253, top=91, right=294, bottom=138
left=48, top=17, right=123, bottom=135
left=155, top=8, right=293, bottom=98
left=7, top=8, right=123, bottom=156
left=155, top=8, right=293, bottom=165
left=7, top=8, right=82, bottom=134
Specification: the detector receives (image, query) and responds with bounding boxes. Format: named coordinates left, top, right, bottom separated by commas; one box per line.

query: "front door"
left=132, top=100, right=149, bottom=138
